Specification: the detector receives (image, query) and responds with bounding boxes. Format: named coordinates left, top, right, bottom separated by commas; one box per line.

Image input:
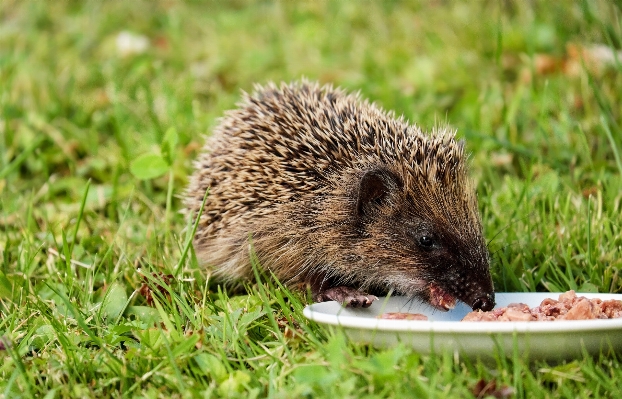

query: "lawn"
left=1, top=1, right=622, bottom=398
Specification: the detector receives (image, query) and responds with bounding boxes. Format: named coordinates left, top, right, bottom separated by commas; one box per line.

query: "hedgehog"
left=185, top=80, right=495, bottom=311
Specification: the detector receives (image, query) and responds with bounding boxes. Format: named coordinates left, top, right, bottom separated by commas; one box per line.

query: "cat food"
left=462, top=290, right=622, bottom=322
left=378, top=312, right=428, bottom=320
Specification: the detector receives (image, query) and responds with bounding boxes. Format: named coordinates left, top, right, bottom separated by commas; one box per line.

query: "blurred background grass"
left=1, top=1, right=622, bottom=397
left=3, top=0, right=620, bottom=291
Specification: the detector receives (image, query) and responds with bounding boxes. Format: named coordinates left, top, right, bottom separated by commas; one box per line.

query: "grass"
left=1, top=0, right=622, bottom=397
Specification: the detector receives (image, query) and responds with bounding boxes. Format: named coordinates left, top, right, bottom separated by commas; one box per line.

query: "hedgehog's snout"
left=471, top=293, right=495, bottom=311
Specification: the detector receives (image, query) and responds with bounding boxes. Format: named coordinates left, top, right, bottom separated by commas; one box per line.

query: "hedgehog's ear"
left=356, top=168, right=401, bottom=216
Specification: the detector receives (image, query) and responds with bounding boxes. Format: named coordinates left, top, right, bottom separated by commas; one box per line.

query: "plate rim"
left=303, top=292, right=622, bottom=334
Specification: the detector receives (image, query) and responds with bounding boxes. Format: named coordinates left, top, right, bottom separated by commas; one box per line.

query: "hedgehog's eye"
left=409, top=225, right=439, bottom=250
left=418, top=235, right=436, bottom=250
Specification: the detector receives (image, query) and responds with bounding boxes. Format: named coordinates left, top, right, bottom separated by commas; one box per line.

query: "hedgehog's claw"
left=314, top=286, right=378, bottom=308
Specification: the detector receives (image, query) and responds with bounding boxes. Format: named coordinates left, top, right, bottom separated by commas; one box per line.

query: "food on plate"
left=378, top=312, right=428, bottom=320
left=462, top=290, right=622, bottom=321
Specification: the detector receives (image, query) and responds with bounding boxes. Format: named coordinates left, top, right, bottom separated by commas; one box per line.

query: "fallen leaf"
left=139, top=273, right=175, bottom=306
left=534, top=54, right=561, bottom=75
left=472, top=379, right=515, bottom=399
left=565, top=43, right=622, bottom=76
left=582, top=186, right=598, bottom=198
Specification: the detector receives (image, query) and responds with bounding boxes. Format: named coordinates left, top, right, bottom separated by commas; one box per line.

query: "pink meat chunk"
left=461, top=290, right=622, bottom=322
left=378, top=312, right=428, bottom=321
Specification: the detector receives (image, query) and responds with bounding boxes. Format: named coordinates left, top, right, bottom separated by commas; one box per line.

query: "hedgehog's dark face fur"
left=186, top=80, right=495, bottom=311
left=326, top=161, right=495, bottom=312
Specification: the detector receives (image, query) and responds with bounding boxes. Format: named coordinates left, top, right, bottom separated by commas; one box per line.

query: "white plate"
left=303, top=292, right=622, bottom=362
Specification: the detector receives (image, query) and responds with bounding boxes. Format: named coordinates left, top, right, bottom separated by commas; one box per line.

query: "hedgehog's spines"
left=185, top=80, right=492, bottom=309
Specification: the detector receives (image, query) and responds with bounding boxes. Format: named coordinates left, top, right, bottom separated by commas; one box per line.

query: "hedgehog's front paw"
left=314, top=286, right=378, bottom=308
